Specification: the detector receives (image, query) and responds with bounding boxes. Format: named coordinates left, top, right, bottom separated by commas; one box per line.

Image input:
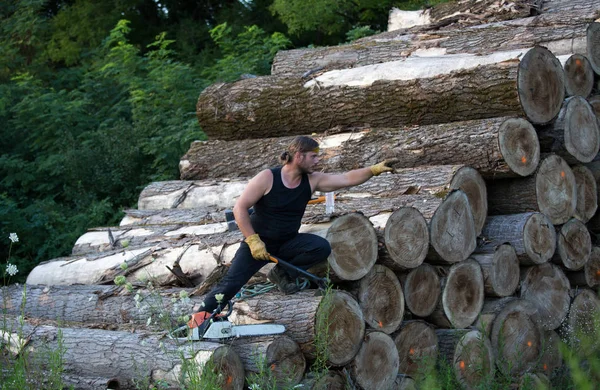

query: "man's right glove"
left=370, top=158, right=398, bottom=176
left=245, top=234, right=270, bottom=261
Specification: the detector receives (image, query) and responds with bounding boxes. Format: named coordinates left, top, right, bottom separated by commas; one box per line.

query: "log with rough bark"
left=393, top=320, right=438, bottom=377
left=196, top=47, right=564, bottom=140
left=537, top=96, right=600, bottom=164
left=567, top=246, right=600, bottom=288
left=520, top=263, right=571, bottom=330
left=541, top=0, right=599, bottom=14
left=487, top=154, right=576, bottom=224
left=539, top=330, right=563, bottom=375
left=354, top=265, right=404, bottom=334
left=564, top=54, right=595, bottom=97
left=470, top=243, right=520, bottom=297
left=348, top=331, right=399, bottom=390
left=572, top=165, right=598, bottom=223
left=400, top=263, right=441, bottom=317
left=229, top=335, right=305, bottom=387
left=0, top=284, right=201, bottom=327
left=271, top=8, right=593, bottom=77
left=435, top=329, right=495, bottom=390
left=551, top=218, right=592, bottom=270
left=488, top=298, right=544, bottom=377
left=121, top=208, right=226, bottom=227
left=0, top=319, right=245, bottom=390
left=426, top=259, right=485, bottom=329
left=230, top=290, right=364, bottom=366
left=181, top=117, right=540, bottom=181
left=559, top=288, right=600, bottom=348
left=427, top=190, right=477, bottom=264
left=588, top=22, right=600, bottom=75
left=479, top=212, right=556, bottom=265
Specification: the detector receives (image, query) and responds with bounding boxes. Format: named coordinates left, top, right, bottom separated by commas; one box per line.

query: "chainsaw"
left=168, top=299, right=286, bottom=341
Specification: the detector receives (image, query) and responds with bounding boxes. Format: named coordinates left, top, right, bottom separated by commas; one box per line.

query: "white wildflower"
left=249, top=383, right=261, bottom=390
left=171, top=297, right=177, bottom=303
left=9, top=233, right=18, bottom=243
left=5, top=263, right=18, bottom=276
left=215, top=293, right=225, bottom=303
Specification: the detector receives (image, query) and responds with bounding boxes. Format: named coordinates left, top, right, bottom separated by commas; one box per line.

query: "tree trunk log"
left=230, top=290, right=365, bottom=366
left=588, top=22, right=600, bottom=75
left=122, top=207, right=226, bottom=227
left=427, top=190, right=477, bottom=264
left=487, top=154, right=577, bottom=224
left=480, top=213, right=556, bottom=265
left=356, top=265, right=404, bottom=334
left=559, top=288, right=600, bottom=348
left=567, top=246, right=600, bottom=288
left=400, top=263, right=441, bottom=318
left=196, top=48, right=564, bottom=141
left=470, top=243, right=520, bottom=297
left=489, top=298, right=544, bottom=377
left=271, top=9, right=591, bottom=77
left=435, top=329, right=495, bottom=390
left=572, top=165, right=598, bottom=223
left=181, top=117, right=540, bottom=181
left=393, top=320, right=438, bottom=377
left=0, top=284, right=201, bottom=327
left=229, top=335, right=306, bottom=387
left=393, top=374, right=417, bottom=390
left=551, top=218, right=592, bottom=270
left=541, top=0, right=599, bottom=13
left=426, top=259, right=485, bottom=328
left=537, top=96, right=600, bottom=164
left=539, top=330, right=563, bottom=376
left=564, top=54, right=595, bottom=98
left=520, top=263, right=571, bottom=330
left=300, top=370, right=347, bottom=389
left=474, top=296, right=519, bottom=336
left=584, top=160, right=600, bottom=232
left=0, top=319, right=245, bottom=390
left=381, top=207, right=429, bottom=271
left=349, top=331, right=399, bottom=390
left=519, top=372, right=551, bottom=389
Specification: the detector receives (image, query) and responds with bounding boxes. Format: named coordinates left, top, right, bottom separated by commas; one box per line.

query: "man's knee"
left=313, top=236, right=331, bottom=259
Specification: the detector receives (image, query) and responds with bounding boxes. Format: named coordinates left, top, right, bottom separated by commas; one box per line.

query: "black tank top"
left=250, top=167, right=312, bottom=241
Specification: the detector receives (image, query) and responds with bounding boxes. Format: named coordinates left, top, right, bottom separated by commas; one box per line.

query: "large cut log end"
left=327, top=213, right=378, bottom=280
left=428, top=190, right=477, bottom=264
left=471, top=243, right=520, bottom=297
left=450, top=166, right=488, bottom=236
left=553, top=218, right=591, bottom=271
left=384, top=207, right=429, bottom=270
left=394, top=320, right=438, bottom=377
left=517, top=46, right=565, bottom=124
left=358, top=264, right=404, bottom=334
left=403, top=263, right=441, bottom=317
left=564, top=54, right=595, bottom=98
left=560, top=288, right=600, bottom=349
left=442, top=259, right=485, bottom=329
left=535, top=155, right=577, bottom=224
left=572, top=165, right=598, bottom=223
left=587, top=23, right=600, bottom=75
left=323, top=291, right=366, bottom=366
left=498, top=118, right=540, bottom=177
left=350, top=331, right=399, bottom=390
left=561, top=96, right=600, bottom=163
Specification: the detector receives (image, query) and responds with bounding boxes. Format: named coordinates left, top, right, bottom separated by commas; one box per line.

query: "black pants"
left=201, top=233, right=331, bottom=313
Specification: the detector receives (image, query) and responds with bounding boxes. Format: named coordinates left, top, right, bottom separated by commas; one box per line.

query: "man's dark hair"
left=280, top=136, right=319, bottom=164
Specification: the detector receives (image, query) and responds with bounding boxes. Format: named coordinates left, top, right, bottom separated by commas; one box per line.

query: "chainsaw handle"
left=268, top=255, right=329, bottom=290
left=213, top=300, right=234, bottom=319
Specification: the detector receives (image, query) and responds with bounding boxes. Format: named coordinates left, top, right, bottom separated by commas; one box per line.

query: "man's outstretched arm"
left=312, top=159, right=397, bottom=193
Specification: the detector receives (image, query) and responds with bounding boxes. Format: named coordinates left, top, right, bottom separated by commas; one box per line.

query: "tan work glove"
left=370, top=158, right=398, bottom=176
left=245, top=234, right=270, bottom=261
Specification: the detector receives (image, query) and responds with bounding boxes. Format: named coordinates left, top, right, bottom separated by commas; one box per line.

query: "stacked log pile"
left=4, top=1, right=600, bottom=389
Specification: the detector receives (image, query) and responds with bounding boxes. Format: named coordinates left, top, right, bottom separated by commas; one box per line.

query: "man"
left=189, top=136, right=396, bottom=328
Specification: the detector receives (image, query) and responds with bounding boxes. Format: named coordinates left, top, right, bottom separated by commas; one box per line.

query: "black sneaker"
left=268, top=266, right=300, bottom=295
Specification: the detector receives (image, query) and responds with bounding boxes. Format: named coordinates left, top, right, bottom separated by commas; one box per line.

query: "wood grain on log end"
left=442, top=259, right=485, bottom=329
left=449, top=166, right=487, bottom=236
left=589, top=95, right=600, bottom=118
left=323, top=291, right=366, bottom=366
left=498, top=118, right=540, bottom=177
left=471, top=243, right=520, bottom=297
left=539, top=330, right=563, bottom=376
left=517, top=46, right=565, bottom=124
left=403, top=263, right=441, bottom=317
left=326, top=213, right=378, bottom=281
left=562, top=96, right=600, bottom=163
left=561, top=288, right=600, bottom=349
left=567, top=246, right=600, bottom=288
left=564, top=54, right=595, bottom=98
left=350, top=331, right=399, bottom=390
left=384, top=207, right=429, bottom=270
left=490, top=299, right=543, bottom=377
left=572, top=165, right=598, bottom=223
left=587, top=22, right=600, bottom=75
left=393, top=320, right=438, bottom=377
left=358, top=265, right=404, bottom=334
left=428, top=190, right=477, bottom=264
left=535, top=155, right=576, bottom=224
left=436, top=329, right=494, bottom=390
left=520, top=263, right=571, bottom=330
left=306, top=370, right=347, bottom=389
left=552, top=218, right=591, bottom=271
left=394, top=374, right=417, bottom=390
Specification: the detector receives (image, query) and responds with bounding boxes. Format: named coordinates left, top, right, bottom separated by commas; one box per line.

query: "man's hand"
left=245, top=234, right=270, bottom=261
left=370, top=158, right=398, bottom=176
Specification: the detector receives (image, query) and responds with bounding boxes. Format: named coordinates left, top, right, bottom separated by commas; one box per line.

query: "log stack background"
left=3, top=1, right=600, bottom=389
